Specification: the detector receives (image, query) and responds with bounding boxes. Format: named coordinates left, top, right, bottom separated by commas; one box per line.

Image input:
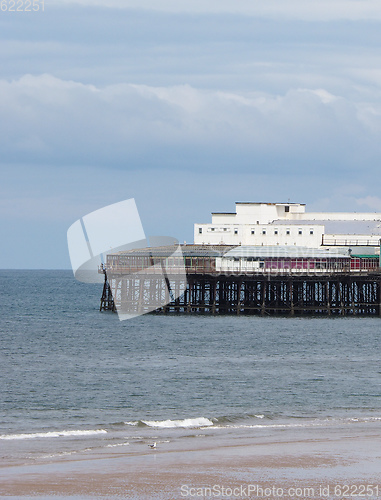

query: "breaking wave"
left=125, top=417, right=214, bottom=429
left=0, top=429, right=107, bottom=440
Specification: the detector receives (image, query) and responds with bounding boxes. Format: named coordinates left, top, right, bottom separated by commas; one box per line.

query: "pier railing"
left=322, top=236, right=381, bottom=246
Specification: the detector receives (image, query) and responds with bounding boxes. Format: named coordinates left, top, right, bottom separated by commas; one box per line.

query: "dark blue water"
left=0, top=270, right=381, bottom=460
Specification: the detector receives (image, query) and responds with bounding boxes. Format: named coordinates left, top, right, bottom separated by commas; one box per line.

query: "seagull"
left=148, top=442, right=157, bottom=449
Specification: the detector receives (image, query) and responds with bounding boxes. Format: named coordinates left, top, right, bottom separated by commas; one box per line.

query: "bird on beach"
left=148, top=442, right=157, bottom=449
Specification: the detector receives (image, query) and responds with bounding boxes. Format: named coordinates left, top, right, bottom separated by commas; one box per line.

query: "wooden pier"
left=182, top=273, right=381, bottom=316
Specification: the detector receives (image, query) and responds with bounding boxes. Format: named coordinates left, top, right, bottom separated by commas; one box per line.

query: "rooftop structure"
left=194, top=202, right=381, bottom=253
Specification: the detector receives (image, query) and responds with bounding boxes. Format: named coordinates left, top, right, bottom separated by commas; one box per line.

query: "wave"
left=212, top=416, right=381, bottom=430
left=212, top=414, right=267, bottom=425
left=125, top=417, right=214, bottom=429
left=348, top=416, right=381, bottom=422
left=123, top=414, right=270, bottom=429
left=122, top=414, right=381, bottom=432
left=0, top=429, right=107, bottom=440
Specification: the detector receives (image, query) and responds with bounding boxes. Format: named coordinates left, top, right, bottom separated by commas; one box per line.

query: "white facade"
left=194, top=202, right=381, bottom=252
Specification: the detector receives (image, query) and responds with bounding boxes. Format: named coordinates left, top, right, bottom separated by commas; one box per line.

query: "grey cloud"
left=2, top=7, right=381, bottom=95
left=53, top=0, right=381, bottom=22
left=1, top=74, right=380, bottom=175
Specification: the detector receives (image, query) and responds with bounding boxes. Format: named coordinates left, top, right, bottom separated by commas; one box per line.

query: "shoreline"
left=1, top=425, right=381, bottom=499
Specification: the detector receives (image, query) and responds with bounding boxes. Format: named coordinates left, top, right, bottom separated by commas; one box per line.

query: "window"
left=262, top=230, right=266, bottom=235
left=199, top=228, right=202, bottom=234
left=285, top=206, right=290, bottom=213
left=286, top=229, right=290, bottom=235
left=211, top=228, right=215, bottom=231
left=310, top=230, right=314, bottom=235
left=251, top=230, right=255, bottom=235
left=234, top=229, right=238, bottom=234
left=298, top=229, right=302, bottom=235
left=274, top=230, right=278, bottom=235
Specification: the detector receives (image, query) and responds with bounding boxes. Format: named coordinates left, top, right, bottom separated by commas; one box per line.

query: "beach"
left=2, top=419, right=381, bottom=499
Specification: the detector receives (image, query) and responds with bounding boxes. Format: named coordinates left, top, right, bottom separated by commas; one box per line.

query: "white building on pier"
left=194, top=202, right=381, bottom=254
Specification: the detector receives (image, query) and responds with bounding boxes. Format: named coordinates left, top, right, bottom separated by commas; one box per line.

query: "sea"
left=1, top=270, right=381, bottom=466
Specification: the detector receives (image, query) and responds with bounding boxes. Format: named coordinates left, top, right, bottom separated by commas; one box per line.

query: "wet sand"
left=1, top=428, right=381, bottom=499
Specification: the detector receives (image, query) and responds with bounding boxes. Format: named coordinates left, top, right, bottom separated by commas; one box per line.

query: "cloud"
left=356, top=196, right=381, bottom=212
left=1, top=74, right=381, bottom=176
left=52, top=0, right=381, bottom=21
left=2, top=6, right=381, bottom=99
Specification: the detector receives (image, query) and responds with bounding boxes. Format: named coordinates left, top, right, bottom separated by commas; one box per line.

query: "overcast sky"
left=1, top=0, right=381, bottom=268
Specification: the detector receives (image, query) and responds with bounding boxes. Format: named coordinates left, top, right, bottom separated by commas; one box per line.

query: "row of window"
left=251, top=229, right=314, bottom=236
left=200, top=227, right=315, bottom=236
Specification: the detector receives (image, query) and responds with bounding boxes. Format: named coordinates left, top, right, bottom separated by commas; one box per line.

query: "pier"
left=99, top=245, right=381, bottom=317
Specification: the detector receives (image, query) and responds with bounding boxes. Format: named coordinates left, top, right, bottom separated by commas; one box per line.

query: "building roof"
left=222, top=246, right=350, bottom=259
left=109, top=244, right=236, bottom=258
left=235, top=202, right=305, bottom=205
left=211, top=212, right=236, bottom=215
left=351, top=254, right=379, bottom=259
left=108, top=244, right=377, bottom=260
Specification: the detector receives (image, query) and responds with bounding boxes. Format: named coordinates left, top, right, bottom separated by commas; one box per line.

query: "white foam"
left=349, top=417, right=381, bottom=422
left=141, top=417, right=214, bottom=429
left=211, top=423, right=301, bottom=430
left=105, top=442, right=130, bottom=448
left=213, top=417, right=381, bottom=430
left=0, top=429, right=107, bottom=440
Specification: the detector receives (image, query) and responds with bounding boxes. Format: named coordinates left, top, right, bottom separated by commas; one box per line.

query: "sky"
left=1, top=0, right=381, bottom=269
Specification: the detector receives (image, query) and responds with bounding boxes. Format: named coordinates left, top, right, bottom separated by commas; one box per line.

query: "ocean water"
left=1, top=270, right=381, bottom=463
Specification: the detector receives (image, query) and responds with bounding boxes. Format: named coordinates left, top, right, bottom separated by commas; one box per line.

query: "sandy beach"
left=1, top=424, right=381, bottom=499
